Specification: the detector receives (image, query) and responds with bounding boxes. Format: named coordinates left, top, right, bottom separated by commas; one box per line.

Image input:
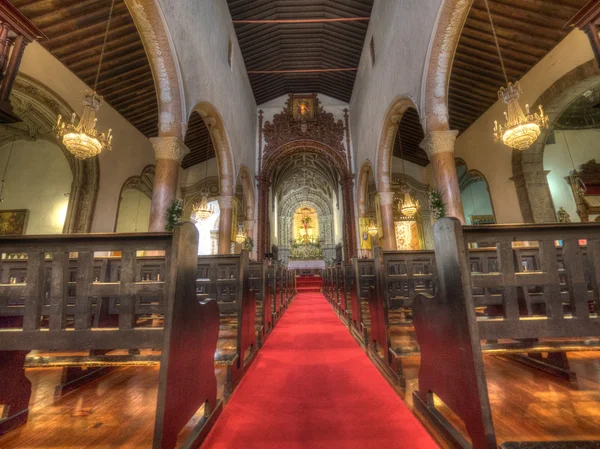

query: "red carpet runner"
left=201, top=293, right=439, bottom=449
left=295, top=276, right=323, bottom=293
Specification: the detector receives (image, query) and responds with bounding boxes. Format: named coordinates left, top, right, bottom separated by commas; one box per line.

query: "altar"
left=288, top=259, right=326, bottom=270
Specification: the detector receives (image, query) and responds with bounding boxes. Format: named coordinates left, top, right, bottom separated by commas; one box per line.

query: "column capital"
left=419, top=130, right=459, bottom=158
left=150, top=136, right=190, bottom=162
left=217, top=195, right=234, bottom=209
left=379, top=191, right=395, bottom=206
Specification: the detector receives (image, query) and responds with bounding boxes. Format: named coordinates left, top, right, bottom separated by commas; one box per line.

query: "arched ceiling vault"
left=272, top=152, right=339, bottom=203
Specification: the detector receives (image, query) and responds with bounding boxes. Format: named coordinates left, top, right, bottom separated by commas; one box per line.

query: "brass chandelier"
left=397, top=127, right=419, bottom=218
left=193, top=129, right=215, bottom=221
left=484, top=0, right=548, bottom=151
left=235, top=187, right=247, bottom=245
left=367, top=219, right=378, bottom=237
left=55, top=0, right=115, bottom=160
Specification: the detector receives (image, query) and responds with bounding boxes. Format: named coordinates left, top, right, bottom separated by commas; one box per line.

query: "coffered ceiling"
left=448, top=0, right=589, bottom=134
left=226, top=0, right=374, bottom=104
left=11, top=0, right=159, bottom=138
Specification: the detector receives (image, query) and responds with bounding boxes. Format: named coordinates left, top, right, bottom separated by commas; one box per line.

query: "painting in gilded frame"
left=0, top=209, right=28, bottom=235
left=291, top=94, right=316, bottom=121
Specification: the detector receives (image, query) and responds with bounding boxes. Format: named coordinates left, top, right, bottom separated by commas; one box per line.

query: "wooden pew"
left=367, top=247, right=437, bottom=386
left=351, top=257, right=376, bottom=347
left=337, top=263, right=349, bottom=324
left=249, top=261, right=271, bottom=347
left=196, top=251, right=258, bottom=393
left=0, top=223, right=222, bottom=449
left=412, top=218, right=600, bottom=449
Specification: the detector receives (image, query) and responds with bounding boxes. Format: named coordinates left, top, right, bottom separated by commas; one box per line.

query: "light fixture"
left=399, top=186, right=419, bottom=218
left=367, top=220, right=378, bottom=237
left=397, top=124, right=420, bottom=217
left=235, top=223, right=246, bottom=244
left=55, top=0, right=115, bottom=160
left=485, top=0, right=548, bottom=151
left=193, top=125, right=215, bottom=221
left=193, top=190, right=214, bottom=222
left=235, top=185, right=247, bottom=245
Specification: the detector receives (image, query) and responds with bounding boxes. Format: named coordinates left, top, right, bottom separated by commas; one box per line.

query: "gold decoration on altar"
left=394, top=221, right=422, bottom=251
left=294, top=206, right=319, bottom=243
left=359, top=217, right=374, bottom=250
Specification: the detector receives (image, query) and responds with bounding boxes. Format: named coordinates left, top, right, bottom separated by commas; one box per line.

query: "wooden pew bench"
left=0, top=223, right=221, bottom=449
left=412, top=218, right=600, bottom=449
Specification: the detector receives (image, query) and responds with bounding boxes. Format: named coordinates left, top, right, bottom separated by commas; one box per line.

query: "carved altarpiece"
left=257, top=94, right=356, bottom=260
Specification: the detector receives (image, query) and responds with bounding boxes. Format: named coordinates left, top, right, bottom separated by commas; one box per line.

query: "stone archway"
left=512, top=59, right=600, bottom=223
left=356, top=160, right=375, bottom=218
left=6, top=74, right=99, bottom=234
left=125, top=0, right=186, bottom=139
left=422, top=0, right=473, bottom=133
left=258, top=140, right=356, bottom=261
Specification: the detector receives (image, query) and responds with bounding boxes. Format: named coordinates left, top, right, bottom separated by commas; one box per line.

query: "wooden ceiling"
left=394, top=107, right=429, bottom=167
left=182, top=111, right=215, bottom=169
left=227, top=0, right=374, bottom=104
left=448, top=0, right=589, bottom=134
left=11, top=0, right=159, bottom=138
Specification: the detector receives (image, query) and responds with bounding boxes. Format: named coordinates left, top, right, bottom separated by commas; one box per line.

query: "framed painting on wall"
left=290, top=94, right=316, bottom=121
left=0, top=209, right=28, bottom=235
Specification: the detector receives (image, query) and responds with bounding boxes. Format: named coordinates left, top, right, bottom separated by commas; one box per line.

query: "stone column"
left=148, top=137, right=190, bottom=232
left=420, top=130, right=465, bottom=223
left=218, top=195, right=233, bottom=254
left=256, top=176, right=270, bottom=260
left=511, top=170, right=556, bottom=223
left=341, top=177, right=357, bottom=260
left=378, top=191, right=396, bottom=250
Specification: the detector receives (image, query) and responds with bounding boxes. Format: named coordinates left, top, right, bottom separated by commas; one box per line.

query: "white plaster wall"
left=0, top=140, right=71, bottom=234
left=349, top=0, right=442, bottom=179
left=158, top=0, right=257, bottom=177
left=180, top=157, right=219, bottom=188
left=115, top=189, right=151, bottom=232
left=18, top=42, right=156, bottom=232
left=454, top=30, right=595, bottom=224
left=391, top=157, right=428, bottom=184
left=544, top=129, right=600, bottom=222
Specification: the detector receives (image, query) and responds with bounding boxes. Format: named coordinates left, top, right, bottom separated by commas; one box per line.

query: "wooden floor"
left=1, top=341, right=599, bottom=448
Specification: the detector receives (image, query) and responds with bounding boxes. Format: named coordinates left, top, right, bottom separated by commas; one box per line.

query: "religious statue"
left=557, top=206, right=571, bottom=223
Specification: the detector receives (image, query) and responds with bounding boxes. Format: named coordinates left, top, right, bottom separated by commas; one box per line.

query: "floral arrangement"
left=165, top=198, right=184, bottom=232
left=428, top=188, right=446, bottom=221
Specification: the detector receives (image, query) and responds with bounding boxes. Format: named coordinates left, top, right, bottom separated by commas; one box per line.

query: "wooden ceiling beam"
left=232, top=17, right=370, bottom=24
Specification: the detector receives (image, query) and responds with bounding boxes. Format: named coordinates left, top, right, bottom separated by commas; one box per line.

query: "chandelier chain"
left=93, top=0, right=116, bottom=93
left=483, top=0, right=509, bottom=86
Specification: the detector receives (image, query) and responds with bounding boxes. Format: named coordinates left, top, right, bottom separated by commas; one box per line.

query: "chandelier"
left=235, top=223, right=247, bottom=244
left=399, top=185, right=419, bottom=218
left=55, top=0, right=115, bottom=160
left=193, top=191, right=214, bottom=221
left=397, top=126, right=419, bottom=217
left=367, top=219, right=378, bottom=237
left=193, top=132, right=215, bottom=221
left=485, top=0, right=548, bottom=151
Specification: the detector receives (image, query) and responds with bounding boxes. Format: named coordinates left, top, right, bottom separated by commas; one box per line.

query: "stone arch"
left=236, top=164, right=255, bottom=221
left=375, top=97, right=421, bottom=193
left=356, top=160, right=375, bottom=218
left=422, top=0, right=473, bottom=133
left=180, top=176, right=220, bottom=218
left=259, top=139, right=356, bottom=260
left=113, top=165, right=155, bottom=232
left=511, top=59, right=600, bottom=223
left=189, top=101, right=236, bottom=197
left=125, top=0, right=186, bottom=138
left=456, top=158, right=497, bottom=224
left=6, top=73, right=99, bottom=234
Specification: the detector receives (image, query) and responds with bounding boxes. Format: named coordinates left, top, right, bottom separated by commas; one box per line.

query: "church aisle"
left=201, top=292, right=439, bottom=449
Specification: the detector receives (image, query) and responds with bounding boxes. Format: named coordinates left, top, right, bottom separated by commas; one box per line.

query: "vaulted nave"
left=0, top=1, right=600, bottom=448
